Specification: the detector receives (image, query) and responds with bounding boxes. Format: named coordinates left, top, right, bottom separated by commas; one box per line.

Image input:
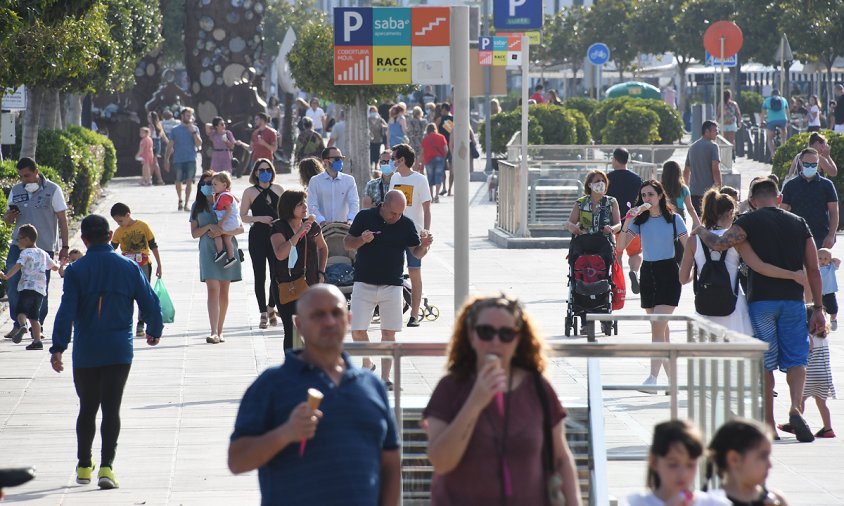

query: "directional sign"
left=587, top=43, right=610, bottom=65
left=493, top=0, right=542, bottom=31
left=704, top=51, right=737, bottom=67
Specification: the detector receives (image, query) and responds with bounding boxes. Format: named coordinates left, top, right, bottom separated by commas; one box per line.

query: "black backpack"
left=770, top=97, right=782, bottom=112
left=693, top=240, right=739, bottom=317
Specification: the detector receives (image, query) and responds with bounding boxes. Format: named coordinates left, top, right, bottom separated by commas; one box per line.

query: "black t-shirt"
left=438, top=114, right=454, bottom=144
left=606, top=169, right=642, bottom=219
left=834, top=99, right=844, bottom=125
left=271, top=220, right=322, bottom=285
left=734, top=207, right=812, bottom=302
left=781, top=175, right=838, bottom=243
left=349, top=207, right=420, bottom=286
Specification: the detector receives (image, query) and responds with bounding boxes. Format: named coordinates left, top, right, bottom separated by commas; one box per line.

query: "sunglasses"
left=474, top=324, right=520, bottom=343
left=379, top=159, right=390, bottom=165
left=200, top=181, right=213, bottom=187
left=257, top=167, right=273, bottom=173
left=802, top=162, right=819, bottom=169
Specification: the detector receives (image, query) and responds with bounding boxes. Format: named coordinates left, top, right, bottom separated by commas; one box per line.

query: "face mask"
left=258, top=171, right=273, bottom=183
left=590, top=182, right=606, bottom=194
left=24, top=183, right=39, bottom=193
left=802, top=163, right=818, bottom=179
left=288, top=242, right=298, bottom=269
left=200, top=185, right=213, bottom=196
left=381, top=160, right=395, bottom=176
left=332, top=159, right=344, bottom=173
left=369, top=112, right=378, bottom=118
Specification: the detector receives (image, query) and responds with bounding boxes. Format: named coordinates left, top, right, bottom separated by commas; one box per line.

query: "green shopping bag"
left=153, top=278, right=175, bottom=323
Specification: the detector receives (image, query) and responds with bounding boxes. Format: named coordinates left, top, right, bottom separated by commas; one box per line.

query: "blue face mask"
left=200, top=184, right=213, bottom=196
left=332, top=159, right=344, bottom=173
left=258, top=171, right=273, bottom=183
left=381, top=160, right=395, bottom=176
left=802, top=162, right=818, bottom=179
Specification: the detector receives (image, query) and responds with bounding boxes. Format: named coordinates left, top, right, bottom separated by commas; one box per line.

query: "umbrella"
left=605, top=81, right=662, bottom=100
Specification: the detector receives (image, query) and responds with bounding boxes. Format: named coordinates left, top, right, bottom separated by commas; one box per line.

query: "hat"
left=772, top=89, right=780, bottom=96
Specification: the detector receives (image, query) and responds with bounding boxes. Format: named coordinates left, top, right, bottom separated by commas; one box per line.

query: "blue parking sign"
left=493, top=0, right=542, bottom=31
left=334, top=8, right=372, bottom=46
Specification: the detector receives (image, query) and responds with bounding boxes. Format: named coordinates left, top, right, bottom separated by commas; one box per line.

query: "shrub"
left=478, top=110, right=544, bottom=156
left=640, top=99, right=684, bottom=144
left=561, top=97, right=599, bottom=121
left=31, top=128, right=105, bottom=216
left=738, top=91, right=764, bottom=123
left=603, top=104, right=660, bottom=145
left=590, top=97, right=634, bottom=144
left=564, top=108, right=592, bottom=145
left=66, top=125, right=117, bottom=184
left=528, top=104, right=577, bottom=145
left=590, top=97, right=682, bottom=145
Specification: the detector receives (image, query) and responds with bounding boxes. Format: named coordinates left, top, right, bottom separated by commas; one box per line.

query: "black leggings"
left=249, top=226, right=278, bottom=313
left=73, top=363, right=131, bottom=468
left=278, top=299, right=298, bottom=350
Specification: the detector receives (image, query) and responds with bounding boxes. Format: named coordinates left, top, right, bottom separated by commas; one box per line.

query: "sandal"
left=178, top=200, right=183, bottom=211
left=268, top=308, right=279, bottom=327
left=777, top=423, right=794, bottom=434
left=259, top=313, right=268, bottom=329
left=815, top=427, right=836, bottom=438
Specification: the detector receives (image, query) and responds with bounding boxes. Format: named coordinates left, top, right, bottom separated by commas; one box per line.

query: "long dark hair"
left=633, top=179, right=675, bottom=226
left=660, top=161, right=683, bottom=201
left=190, top=170, right=215, bottom=220
left=702, top=419, right=769, bottom=491
left=647, top=420, right=704, bottom=490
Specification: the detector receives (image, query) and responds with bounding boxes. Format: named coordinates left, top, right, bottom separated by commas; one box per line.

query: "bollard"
left=736, top=126, right=745, bottom=157
left=746, top=126, right=754, bottom=158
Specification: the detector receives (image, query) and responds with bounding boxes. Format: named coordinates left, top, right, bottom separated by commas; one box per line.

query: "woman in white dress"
left=679, top=189, right=805, bottom=334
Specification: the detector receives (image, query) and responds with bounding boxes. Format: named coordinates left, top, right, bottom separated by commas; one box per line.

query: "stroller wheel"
left=564, top=316, right=572, bottom=337
left=425, top=305, right=440, bottom=321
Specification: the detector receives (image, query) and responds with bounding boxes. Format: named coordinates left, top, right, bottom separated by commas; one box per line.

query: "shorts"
left=17, top=289, right=44, bottom=321
left=766, top=119, right=787, bottom=131
left=823, top=293, right=838, bottom=316
left=640, top=259, right=681, bottom=308
left=173, top=161, right=197, bottom=182
left=748, top=300, right=809, bottom=372
left=350, top=282, right=403, bottom=332
left=808, top=125, right=821, bottom=132
left=616, top=232, right=642, bottom=256
left=406, top=249, right=421, bottom=269
left=722, top=122, right=738, bottom=132
left=370, top=143, right=381, bottom=164
left=426, top=157, right=445, bottom=186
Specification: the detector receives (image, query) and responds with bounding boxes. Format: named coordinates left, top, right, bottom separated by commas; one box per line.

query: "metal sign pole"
left=452, top=6, right=470, bottom=312
left=517, top=36, right=529, bottom=238
left=720, top=37, right=725, bottom=128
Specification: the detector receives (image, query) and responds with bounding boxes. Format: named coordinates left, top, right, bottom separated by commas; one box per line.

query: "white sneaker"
left=639, top=375, right=658, bottom=394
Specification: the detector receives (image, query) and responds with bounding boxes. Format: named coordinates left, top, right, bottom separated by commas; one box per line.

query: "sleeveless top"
left=388, top=120, right=405, bottom=147
left=248, top=185, right=279, bottom=234
left=575, top=195, right=616, bottom=234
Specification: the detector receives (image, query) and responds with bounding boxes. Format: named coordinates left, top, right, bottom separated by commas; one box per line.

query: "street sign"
left=587, top=43, right=610, bottom=65
left=2, top=87, right=27, bottom=110
left=333, top=7, right=450, bottom=85
left=493, top=0, right=542, bottom=31
left=703, top=21, right=743, bottom=58
left=704, top=52, right=737, bottom=67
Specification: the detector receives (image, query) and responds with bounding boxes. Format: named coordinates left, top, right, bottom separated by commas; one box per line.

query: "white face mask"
left=24, top=183, right=39, bottom=193
left=590, top=182, right=606, bottom=194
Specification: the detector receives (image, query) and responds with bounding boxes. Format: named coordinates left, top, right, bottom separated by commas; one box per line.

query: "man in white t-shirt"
left=388, top=143, right=432, bottom=327
left=305, top=98, right=327, bottom=135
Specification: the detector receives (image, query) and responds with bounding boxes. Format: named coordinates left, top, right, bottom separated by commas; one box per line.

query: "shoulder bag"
left=533, top=372, right=567, bottom=506
left=277, top=231, right=309, bottom=304
left=671, top=215, right=684, bottom=266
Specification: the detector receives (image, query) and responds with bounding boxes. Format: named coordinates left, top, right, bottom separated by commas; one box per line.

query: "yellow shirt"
left=112, top=220, right=155, bottom=256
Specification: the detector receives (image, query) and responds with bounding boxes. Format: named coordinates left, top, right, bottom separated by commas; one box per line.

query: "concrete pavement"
left=1, top=155, right=842, bottom=505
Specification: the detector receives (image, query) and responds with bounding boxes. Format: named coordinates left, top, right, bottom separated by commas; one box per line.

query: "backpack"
left=693, top=240, right=739, bottom=317
left=770, top=97, right=783, bottom=112
left=574, top=255, right=607, bottom=284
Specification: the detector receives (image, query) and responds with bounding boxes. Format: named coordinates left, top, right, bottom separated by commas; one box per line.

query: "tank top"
left=389, top=120, right=405, bottom=147
left=248, top=185, right=279, bottom=233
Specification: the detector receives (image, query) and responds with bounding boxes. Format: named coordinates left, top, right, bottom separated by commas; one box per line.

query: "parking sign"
left=493, top=0, right=542, bottom=31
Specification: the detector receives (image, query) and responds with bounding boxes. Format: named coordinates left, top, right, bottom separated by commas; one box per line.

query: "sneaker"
left=629, top=271, right=640, bottom=294
left=217, top=334, right=225, bottom=343
left=789, top=412, right=815, bottom=443
left=832, top=320, right=838, bottom=331
left=407, top=316, right=420, bottom=327
left=815, top=427, right=836, bottom=438
left=4, top=327, right=18, bottom=339
left=76, top=461, right=95, bottom=484
left=97, top=466, right=119, bottom=489
left=135, top=322, right=145, bottom=338
left=10, top=326, right=27, bottom=344
left=638, top=375, right=658, bottom=394
left=25, top=341, right=43, bottom=350
left=223, top=257, right=237, bottom=269
left=214, top=251, right=227, bottom=263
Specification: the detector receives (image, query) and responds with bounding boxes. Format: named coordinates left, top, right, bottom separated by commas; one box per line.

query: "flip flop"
left=777, top=423, right=794, bottom=434
left=789, top=413, right=815, bottom=442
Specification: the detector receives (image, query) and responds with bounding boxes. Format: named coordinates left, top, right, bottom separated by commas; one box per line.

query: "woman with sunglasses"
left=190, top=171, right=244, bottom=344
left=424, top=295, right=582, bottom=506
left=617, top=180, right=687, bottom=389
left=240, top=159, right=285, bottom=329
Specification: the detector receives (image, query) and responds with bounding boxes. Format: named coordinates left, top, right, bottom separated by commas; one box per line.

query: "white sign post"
left=516, top=36, right=530, bottom=238
left=452, top=6, right=470, bottom=311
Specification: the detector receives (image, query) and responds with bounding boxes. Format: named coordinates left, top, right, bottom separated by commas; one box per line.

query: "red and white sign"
left=411, top=7, right=450, bottom=46
left=334, top=47, right=373, bottom=84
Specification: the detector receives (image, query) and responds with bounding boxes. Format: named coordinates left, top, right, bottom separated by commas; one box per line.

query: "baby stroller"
left=564, top=233, right=618, bottom=337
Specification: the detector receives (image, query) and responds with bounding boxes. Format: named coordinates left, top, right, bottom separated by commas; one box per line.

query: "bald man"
left=229, top=284, right=401, bottom=505
left=344, top=190, right=434, bottom=389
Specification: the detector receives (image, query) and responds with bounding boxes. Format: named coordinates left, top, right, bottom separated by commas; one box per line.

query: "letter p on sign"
left=344, top=11, right=363, bottom=42
left=509, top=0, right=526, bottom=16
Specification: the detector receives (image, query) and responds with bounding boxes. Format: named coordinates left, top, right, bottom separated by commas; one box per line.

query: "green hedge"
left=561, top=97, right=599, bottom=121
left=771, top=131, right=844, bottom=206
left=603, top=105, right=660, bottom=145
left=738, top=91, right=763, bottom=123
left=528, top=104, right=578, bottom=145
left=66, top=125, right=117, bottom=184
left=478, top=105, right=592, bottom=156
left=478, top=110, right=544, bottom=156
left=589, top=97, right=683, bottom=145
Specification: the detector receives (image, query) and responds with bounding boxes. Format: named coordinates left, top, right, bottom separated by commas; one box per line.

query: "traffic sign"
left=493, top=0, right=542, bottom=31
left=2, top=87, right=27, bottom=110
left=703, top=21, right=743, bottom=58
left=704, top=52, right=737, bottom=67
left=587, top=43, right=610, bottom=65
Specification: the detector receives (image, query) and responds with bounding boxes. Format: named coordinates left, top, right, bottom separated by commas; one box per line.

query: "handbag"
left=277, top=231, right=309, bottom=305
left=671, top=216, right=684, bottom=266
left=533, top=372, right=567, bottom=506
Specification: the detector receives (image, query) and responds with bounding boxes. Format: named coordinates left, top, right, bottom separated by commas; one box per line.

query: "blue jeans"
left=6, top=244, right=53, bottom=327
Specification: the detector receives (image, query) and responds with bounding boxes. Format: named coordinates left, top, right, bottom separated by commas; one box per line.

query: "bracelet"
left=61, top=245, right=69, bottom=249
left=813, top=304, right=824, bottom=310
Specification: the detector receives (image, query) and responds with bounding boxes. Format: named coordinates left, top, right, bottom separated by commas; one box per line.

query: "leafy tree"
left=544, top=6, right=589, bottom=98
left=582, top=0, right=639, bottom=81
left=160, top=0, right=186, bottom=65
left=287, top=22, right=413, bottom=191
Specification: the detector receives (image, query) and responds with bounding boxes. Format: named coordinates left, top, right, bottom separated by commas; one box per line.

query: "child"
left=110, top=203, right=163, bottom=337
left=0, top=224, right=59, bottom=350
left=211, top=172, right=241, bottom=269
left=135, top=127, right=155, bottom=186
left=818, top=248, right=839, bottom=330
left=705, top=419, right=789, bottom=505
left=58, top=248, right=84, bottom=278
left=623, top=420, right=729, bottom=506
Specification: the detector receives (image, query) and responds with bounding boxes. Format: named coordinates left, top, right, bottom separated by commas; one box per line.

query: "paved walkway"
left=1, top=156, right=842, bottom=504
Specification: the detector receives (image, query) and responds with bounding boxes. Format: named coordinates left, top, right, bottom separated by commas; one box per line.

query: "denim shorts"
left=426, top=157, right=445, bottom=186
left=766, top=119, right=787, bottom=131
left=406, top=248, right=421, bottom=269
left=173, top=161, right=197, bottom=182
left=748, top=300, right=809, bottom=372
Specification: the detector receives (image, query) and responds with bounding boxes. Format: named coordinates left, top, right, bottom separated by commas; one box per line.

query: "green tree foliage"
left=561, top=97, right=599, bottom=120
left=734, top=0, right=787, bottom=67
left=738, top=91, right=763, bottom=121
left=478, top=111, right=544, bottom=156
left=528, top=105, right=578, bottom=145
left=582, top=0, right=639, bottom=78
left=263, top=0, right=325, bottom=59
left=161, top=0, right=186, bottom=65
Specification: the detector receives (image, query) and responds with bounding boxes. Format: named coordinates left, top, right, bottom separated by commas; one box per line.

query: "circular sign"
left=703, top=21, right=743, bottom=58
left=587, top=43, right=610, bottom=65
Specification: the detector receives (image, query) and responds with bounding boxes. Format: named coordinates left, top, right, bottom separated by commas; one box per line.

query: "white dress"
left=692, top=232, right=753, bottom=335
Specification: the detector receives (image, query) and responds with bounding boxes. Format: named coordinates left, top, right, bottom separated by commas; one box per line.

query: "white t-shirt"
left=809, top=104, right=821, bottom=127
left=305, top=107, right=327, bottom=131
left=623, top=491, right=730, bottom=506
left=389, top=170, right=432, bottom=232
left=17, top=247, right=56, bottom=296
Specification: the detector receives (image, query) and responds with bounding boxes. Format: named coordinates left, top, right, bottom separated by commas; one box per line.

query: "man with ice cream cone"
left=229, top=284, right=400, bottom=504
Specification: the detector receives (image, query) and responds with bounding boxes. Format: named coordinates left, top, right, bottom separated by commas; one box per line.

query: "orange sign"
left=703, top=21, right=743, bottom=58
left=411, top=7, right=450, bottom=46
left=334, top=47, right=373, bottom=85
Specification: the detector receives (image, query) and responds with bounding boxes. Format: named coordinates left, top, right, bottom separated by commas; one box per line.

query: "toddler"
left=135, top=127, right=155, bottom=186
left=0, top=224, right=59, bottom=350
left=211, top=172, right=241, bottom=269
left=622, top=420, right=729, bottom=506
left=817, top=248, right=839, bottom=330
left=58, top=248, right=84, bottom=278
left=704, top=419, right=789, bottom=505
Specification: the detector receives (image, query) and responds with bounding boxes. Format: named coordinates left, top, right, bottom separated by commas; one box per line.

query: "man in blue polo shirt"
left=163, top=107, right=202, bottom=212
left=781, top=147, right=839, bottom=249
left=228, top=284, right=401, bottom=505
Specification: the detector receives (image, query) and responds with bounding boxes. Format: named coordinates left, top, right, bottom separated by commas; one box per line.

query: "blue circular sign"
left=587, top=43, right=610, bottom=65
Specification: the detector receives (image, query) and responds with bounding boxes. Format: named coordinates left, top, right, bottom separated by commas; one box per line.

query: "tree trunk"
left=280, top=92, right=294, bottom=164
left=347, top=91, right=371, bottom=197
left=64, top=93, right=83, bottom=128
left=20, top=87, right=44, bottom=159
left=677, top=62, right=689, bottom=121
left=39, top=88, right=60, bottom=130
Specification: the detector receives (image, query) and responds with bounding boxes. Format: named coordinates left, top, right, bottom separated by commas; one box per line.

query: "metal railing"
left=343, top=314, right=766, bottom=505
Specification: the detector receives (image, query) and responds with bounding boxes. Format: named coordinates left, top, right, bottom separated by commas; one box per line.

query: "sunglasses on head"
left=474, top=324, right=519, bottom=343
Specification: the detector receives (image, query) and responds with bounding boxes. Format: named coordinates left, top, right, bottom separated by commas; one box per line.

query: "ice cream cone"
left=306, top=388, right=324, bottom=410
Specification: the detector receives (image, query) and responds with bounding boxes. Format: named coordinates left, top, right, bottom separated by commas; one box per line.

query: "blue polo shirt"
left=170, top=124, right=199, bottom=163
left=231, top=351, right=400, bottom=506
left=781, top=174, right=838, bottom=245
